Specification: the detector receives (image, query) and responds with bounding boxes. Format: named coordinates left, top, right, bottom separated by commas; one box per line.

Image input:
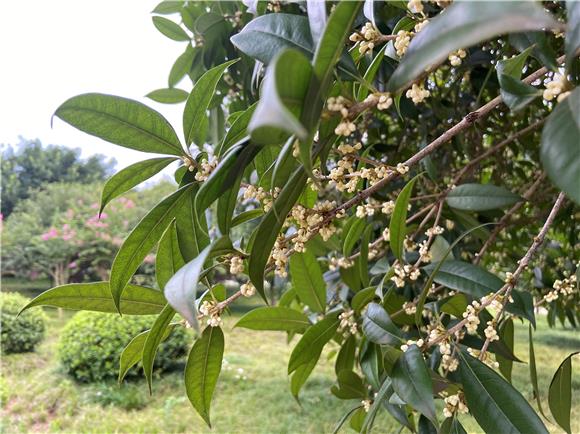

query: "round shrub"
left=58, top=311, right=189, bottom=382
left=1, top=292, right=46, bottom=354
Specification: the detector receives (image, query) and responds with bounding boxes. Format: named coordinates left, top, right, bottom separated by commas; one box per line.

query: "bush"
left=1, top=292, right=46, bottom=354
left=58, top=312, right=189, bottom=382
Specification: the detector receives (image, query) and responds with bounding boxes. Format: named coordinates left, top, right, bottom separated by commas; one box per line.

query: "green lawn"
left=1, top=307, right=578, bottom=433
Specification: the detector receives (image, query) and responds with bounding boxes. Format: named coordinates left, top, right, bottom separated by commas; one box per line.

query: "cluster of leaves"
left=1, top=292, right=46, bottom=354
left=2, top=181, right=173, bottom=286
left=21, top=1, right=579, bottom=433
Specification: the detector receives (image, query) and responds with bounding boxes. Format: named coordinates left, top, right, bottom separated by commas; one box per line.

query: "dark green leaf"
left=351, top=287, right=377, bottom=313
left=175, top=184, right=210, bottom=261
left=164, top=245, right=212, bottom=330
left=235, top=306, right=310, bottom=332
left=142, top=304, right=175, bottom=392
left=185, top=325, right=224, bottom=427
left=118, top=330, right=148, bottom=383
left=288, top=314, right=339, bottom=373
left=20, top=282, right=166, bottom=315
left=152, top=1, right=183, bottom=15
left=458, top=349, right=548, bottom=434
left=331, top=370, right=367, bottom=399
left=529, top=325, right=550, bottom=420
left=291, top=348, right=322, bottom=400
left=217, top=102, right=256, bottom=157
left=231, top=209, right=263, bottom=227
left=169, top=45, right=196, bottom=87
left=146, top=88, right=189, bottom=104
left=496, top=47, right=541, bottom=112
left=446, top=183, right=522, bottom=211
left=110, top=184, right=194, bottom=311
left=290, top=250, right=326, bottom=313
left=566, top=1, right=580, bottom=68
left=183, top=59, right=238, bottom=146
left=156, top=221, right=186, bottom=290
left=540, top=87, right=580, bottom=204
left=423, top=260, right=502, bottom=298
left=496, top=318, right=514, bottom=382
left=100, top=157, right=176, bottom=214
left=335, top=335, right=356, bottom=375
left=362, top=302, right=403, bottom=345
left=152, top=16, right=190, bottom=41
left=54, top=93, right=183, bottom=155
left=390, top=175, right=419, bottom=261
left=392, top=345, right=437, bottom=425
left=387, top=2, right=559, bottom=91
left=440, top=417, right=468, bottom=434
left=548, top=352, right=578, bottom=434
left=342, top=217, right=366, bottom=257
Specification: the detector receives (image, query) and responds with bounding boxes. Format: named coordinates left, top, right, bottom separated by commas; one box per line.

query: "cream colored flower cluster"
left=327, top=96, right=357, bottom=137
left=199, top=300, right=222, bottom=327
left=406, top=83, right=430, bottom=104
left=462, top=301, right=481, bottom=334
left=400, top=338, right=425, bottom=352
left=349, top=22, right=380, bottom=54
left=467, top=347, right=499, bottom=369
left=394, top=30, right=411, bottom=57
left=544, top=273, right=577, bottom=302
left=484, top=321, right=499, bottom=342
left=240, top=281, right=256, bottom=297
left=391, top=263, right=421, bottom=287
left=364, top=92, right=393, bottom=111
left=407, top=0, right=424, bottom=14
left=229, top=255, right=244, bottom=274
left=271, top=236, right=289, bottom=278
left=442, top=393, right=468, bottom=418
left=543, top=74, right=569, bottom=102
left=428, top=327, right=459, bottom=371
left=243, top=185, right=280, bottom=212
left=329, top=256, right=354, bottom=270
left=448, top=49, right=467, bottom=66
left=181, top=156, right=196, bottom=172
left=338, top=310, right=358, bottom=337
left=194, top=158, right=218, bottom=181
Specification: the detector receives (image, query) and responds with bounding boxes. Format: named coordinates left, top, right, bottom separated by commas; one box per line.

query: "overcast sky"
left=1, top=0, right=191, bottom=170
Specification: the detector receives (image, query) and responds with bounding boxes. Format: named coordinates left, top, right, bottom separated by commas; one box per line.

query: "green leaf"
left=185, top=325, right=224, bottom=427
left=496, top=318, right=514, bottom=382
left=290, top=250, right=326, bottom=313
left=390, top=175, right=419, bottom=261
left=540, top=87, right=580, bottom=204
left=152, top=16, right=190, bottom=41
left=362, top=302, right=403, bottom=345
left=440, top=417, right=468, bottom=434
left=496, top=47, right=541, bottom=112
left=446, top=183, right=522, bottom=211
left=548, top=352, right=578, bottom=434
left=100, top=157, right=176, bottom=214
left=20, top=282, right=166, bottom=315
left=235, top=306, right=310, bottom=332
left=54, top=93, right=183, bottom=155
left=169, top=45, right=196, bottom=87
left=423, top=260, right=502, bottom=298
left=387, top=2, right=558, bottom=92
left=217, top=102, right=256, bottom=157
left=529, top=325, right=550, bottom=420
left=509, top=32, right=559, bottom=72
left=118, top=330, right=149, bottom=383
left=288, top=314, right=339, bottom=373
left=566, top=1, right=580, bottom=69
left=357, top=45, right=386, bottom=101
left=164, top=245, right=212, bottom=330
left=342, top=217, right=366, bottom=257
left=231, top=209, right=263, bottom=227
left=249, top=168, right=308, bottom=299
left=142, top=304, right=175, bottom=392
left=110, top=184, right=194, bottom=311
left=146, top=88, right=189, bottom=104
left=458, top=349, right=548, bottom=434
left=152, top=1, right=183, bottom=15
left=249, top=49, right=311, bottom=143
left=175, top=184, right=210, bottom=261
left=156, top=221, right=186, bottom=290
left=335, top=335, right=356, bottom=375
left=351, top=287, right=377, bottom=313
left=183, top=59, right=238, bottom=146
left=331, top=370, right=367, bottom=399
left=291, top=348, right=322, bottom=400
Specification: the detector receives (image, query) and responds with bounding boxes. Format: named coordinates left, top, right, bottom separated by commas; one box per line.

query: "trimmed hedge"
left=58, top=311, right=189, bottom=382
left=1, top=292, right=46, bottom=354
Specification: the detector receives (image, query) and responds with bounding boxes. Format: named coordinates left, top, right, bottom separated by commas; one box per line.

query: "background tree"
left=1, top=138, right=115, bottom=216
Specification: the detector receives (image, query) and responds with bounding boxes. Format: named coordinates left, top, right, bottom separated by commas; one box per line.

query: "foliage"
left=57, top=311, right=188, bottom=383
left=1, top=182, right=173, bottom=287
left=1, top=292, right=46, bottom=354
left=23, top=1, right=580, bottom=432
left=0, top=139, right=114, bottom=217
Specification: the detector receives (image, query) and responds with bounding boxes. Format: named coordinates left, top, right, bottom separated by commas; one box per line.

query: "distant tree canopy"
left=1, top=139, right=115, bottom=216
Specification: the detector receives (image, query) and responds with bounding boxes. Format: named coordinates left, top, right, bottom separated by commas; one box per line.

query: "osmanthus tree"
left=21, top=1, right=579, bottom=432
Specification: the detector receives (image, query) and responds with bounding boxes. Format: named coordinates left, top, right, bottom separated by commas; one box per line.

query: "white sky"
left=1, top=0, right=191, bottom=171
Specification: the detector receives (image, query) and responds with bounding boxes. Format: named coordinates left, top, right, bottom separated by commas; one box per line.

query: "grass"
left=1, top=307, right=578, bottom=433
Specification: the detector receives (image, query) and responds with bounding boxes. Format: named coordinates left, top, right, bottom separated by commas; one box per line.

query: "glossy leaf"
left=362, top=302, right=403, bottom=345
left=288, top=314, right=339, bottom=373
left=110, top=184, right=194, bottom=311
left=20, top=282, right=166, bottom=315
left=566, top=1, right=580, bottom=68
left=156, top=221, right=185, bottom=290
left=235, top=306, right=310, bottom=332
left=446, top=183, right=522, bottom=211
left=100, top=157, right=176, bottom=214
left=142, top=304, right=175, bottom=392
left=169, top=45, right=196, bottom=87
left=118, top=330, right=149, bottom=383
left=540, top=87, right=580, bottom=204
left=146, top=88, right=189, bottom=104
left=391, top=345, right=437, bottom=425
left=529, top=325, right=550, bottom=420
left=54, top=93, right=183, bottom=155
left=185, top=325, right=224, bottom=427
left=459, top=349, right=548, bottom=434
left=290, top=250, right=326, bottom=313
left=390, top=175, right=419, bottom=261
left=164, top=245, right=211, bottom=330
left=331, top=370, right=366, bottom=399
left=548, top=352, right=578, bottom=434
left=217, top=102, right=256, bottom=157
left=423, top=260, right=502, bottom=298
left=440, top=417, right=468, bottom=434
left=496, top=47, right=541, bottom=111
left=152, top=16, right=190, bottom=41
left=183, top=59, right=238, bottom=146
left=387, top=1, right=559, bottom=91
left=291, top=348, right=322, bottom=400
